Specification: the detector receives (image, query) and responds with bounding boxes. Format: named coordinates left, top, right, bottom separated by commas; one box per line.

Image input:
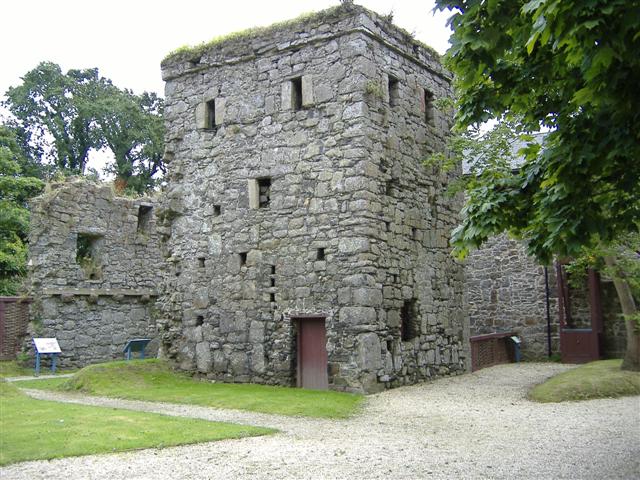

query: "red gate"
left=556, top=266, right=603, bottom=363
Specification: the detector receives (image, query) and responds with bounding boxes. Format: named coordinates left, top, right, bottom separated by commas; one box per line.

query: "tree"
left=3, top=62, right=100, bottom=174
left=0, top=125, right=44, bottom=294
left=3, top=62, right=164, bottom=193
left=434, top=0, right=640, bottom=369
left=90, top=87, right=165, bottom=194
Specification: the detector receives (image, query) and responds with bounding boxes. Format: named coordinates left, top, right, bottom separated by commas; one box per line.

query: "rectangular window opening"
left=291, top=77, right=303, bottom=111
left=196, top=315, right=204, bottom=326
left=213, top=205, right=221, bottom=216
left=316, top=248, right=326, bottom=261
left=258, top=177, right=271, bottom=208
left=388, top=75, right=399, bottom=106
left=401, top=299, right=419, bottom=342
left=411, top=227, right=418, bottom=240
left=198, top=257, right=205, bottom=268
left=270, top=292, right=276, bottom=303
left=206, top=99, right=216, bottom=130
left=76, top=233, right=103, bottom=280
left=270, top=277, right=276, bottom=287
left=239, top=252, right=248, bottom=266
left=271, top=265, right=276, bottom=275
left=137, top=205, right=153, bottom=233
left=385, top=221, right=391, bottom=232
left=423, top=89, right=434, bottom=125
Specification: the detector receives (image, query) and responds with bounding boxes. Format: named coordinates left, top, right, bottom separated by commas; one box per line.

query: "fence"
left=0, top=297, right=31, bottom=360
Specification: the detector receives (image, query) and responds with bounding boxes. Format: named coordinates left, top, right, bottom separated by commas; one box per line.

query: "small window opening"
left=316, top=248, right=326, bottom=261
left=385, top=221, right=390, bottom=232
left=137, top=205, right=153, bottom=233
left=423, top=89, right=434, bottom=125
left=386, top=340, right=393, bottom=352
left=411, top=227, right=417, bottom=240
left=198, top=257, right=205, bottom=268
left=239, top=252, right=248, bottom=266
left=213, top=205, right=221, bottom=216
left=388, top=75, right=399, bottom=106
left=271, top=265, right=276, bottom=275
left=76, top=233, right=103, bottom=280
left=258, top=178, right=271, bottom=208
left=291, top=77, right=303, bottom=111
left=393, top=274, right=399, bottom=284
left=196, top=315, right=204, bottom=326
left=206, top=99, right=216, bottom=129
left=401, top=299, right=419, bottom=341
left=271, top=277, right=276, bottom=287
left=270, top=293, right=276, bottom=303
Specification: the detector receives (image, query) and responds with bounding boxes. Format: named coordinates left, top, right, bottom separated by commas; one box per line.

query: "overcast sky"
left=0, top=0, right=453, bottom=173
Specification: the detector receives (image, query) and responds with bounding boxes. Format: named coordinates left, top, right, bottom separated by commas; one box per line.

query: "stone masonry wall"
left=27, top=180, right=165, bottom=367
left=159, top=4, right=467, bottom=393
left=465, top=234, right=560, bottom=359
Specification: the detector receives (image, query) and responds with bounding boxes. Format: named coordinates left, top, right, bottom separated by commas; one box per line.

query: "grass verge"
left=17, top=359, right=364, bottom=419
left=529, top=359, right=640, bottom=403
left=0, top=360, right=76, bottom=378
left=0, top=381, right=274, bottom=466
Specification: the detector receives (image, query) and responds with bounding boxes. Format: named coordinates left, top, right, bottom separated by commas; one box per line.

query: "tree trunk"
left=604, top=256, right=640, bottom=371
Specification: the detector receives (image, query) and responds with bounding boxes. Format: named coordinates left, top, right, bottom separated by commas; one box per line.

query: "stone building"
left=157, top=4, right=467, bottom=392
left=465, top=234, right=626, bottom=361
left=26, top=180, right=164, bottom=366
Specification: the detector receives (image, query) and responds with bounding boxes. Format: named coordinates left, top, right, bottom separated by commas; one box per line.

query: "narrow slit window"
left=271, top=277, right=276, bottom=287
left=385, top=221, right=391, bottom=232
left=271, top=265, right=276, bottom=275
left=213, top=205, right=221, bottom=216
left=270, top=293, right=276, bottom=303
left=198, top=257, right=205, bottom=268
left=196, top=315, right=204, bottom=326
left=291, top=77, right=302, bottom=111
left=258, top=178, right=271, bottom=208
left=239, top=252, right=248, bottom=266
left=137, top=205, right=153, bottom=233
left=388, top=75, right=399, bottom=106
left=411, top=227, right=418, bottom=240
left=423, top=88, right=434, bottom=125
left=317, top=248, right=326, bottom=261
left=401, top=299, right=419, bottom=341
left=206, top=99, right=216, bottom=129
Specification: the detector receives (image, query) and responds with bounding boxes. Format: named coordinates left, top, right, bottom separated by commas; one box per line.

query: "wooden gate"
left=557, top=265, right=603, bottom=363
left=0, top=297, right=31, bottom=360
left=295, top=316, right=328, bottom=390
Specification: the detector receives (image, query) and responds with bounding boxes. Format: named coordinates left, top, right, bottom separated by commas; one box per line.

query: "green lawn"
left=17, top=359, right=364, bottom=418
left=529, top=359, right=640, bottom=402
left=0, top=360, right=76, bottom=378
left=0, top=381, right=274, bottom=466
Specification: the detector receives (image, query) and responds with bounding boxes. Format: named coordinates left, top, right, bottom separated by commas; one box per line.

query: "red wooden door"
left=296, top=317, right=328, bottom=390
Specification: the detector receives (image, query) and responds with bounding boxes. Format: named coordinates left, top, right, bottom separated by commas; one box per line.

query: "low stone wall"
left=26, top=180, right=165, bottom=367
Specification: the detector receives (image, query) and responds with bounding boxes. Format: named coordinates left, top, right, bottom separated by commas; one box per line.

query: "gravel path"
left=3, top=363, right=639, bottom=479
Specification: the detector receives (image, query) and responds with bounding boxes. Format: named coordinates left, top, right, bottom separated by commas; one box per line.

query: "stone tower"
left=158, top=4, right=468, bottom=393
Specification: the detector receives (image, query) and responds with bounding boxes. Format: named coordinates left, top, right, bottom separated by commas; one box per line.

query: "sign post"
left=33, top=338, right=62, bottom=376
left=123, top=338, right=151, bottom=360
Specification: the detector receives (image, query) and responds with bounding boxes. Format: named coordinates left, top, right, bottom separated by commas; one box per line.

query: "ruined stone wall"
left=159, top=4, right=466, bottom=393
left=465, top=234, right=560, bottom=359
left=27, top=180, right=165, bottom=367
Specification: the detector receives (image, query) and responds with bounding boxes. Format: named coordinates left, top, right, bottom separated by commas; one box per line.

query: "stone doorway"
left=294, top=316, right=328, bottom=390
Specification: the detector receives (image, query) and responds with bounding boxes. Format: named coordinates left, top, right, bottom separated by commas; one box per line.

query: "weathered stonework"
left=27, top=180, right=164, bottom=367
left=158, top=4, right=467, bottom=393
left=465, top=234, right=626, bottom=360
left=465, top=234, right=560, bottom=359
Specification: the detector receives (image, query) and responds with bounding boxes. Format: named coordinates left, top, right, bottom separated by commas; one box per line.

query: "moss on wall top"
left=162, top=3, right=440, bottom=67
